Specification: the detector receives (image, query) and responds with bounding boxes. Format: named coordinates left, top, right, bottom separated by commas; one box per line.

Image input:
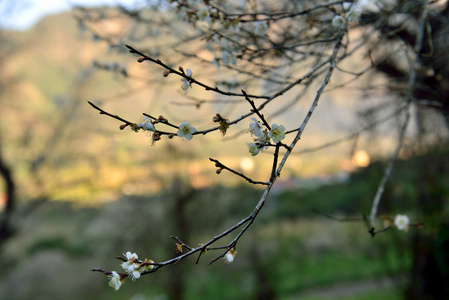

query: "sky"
left=0, top=0, right=136, bottom=30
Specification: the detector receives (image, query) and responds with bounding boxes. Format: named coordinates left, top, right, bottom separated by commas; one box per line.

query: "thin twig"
left=88, top=101, right=134, bottom=126
left=368, top=1, right=429, bottom=230
left=125, top=44, right=269, bottom=100
left=314, top=209, right=365, bottom=222
left=171, top=236, right=193, bottom=251
left=242, top=90, right=271, bottom=130
left=209, top=158, right=269, bottom=185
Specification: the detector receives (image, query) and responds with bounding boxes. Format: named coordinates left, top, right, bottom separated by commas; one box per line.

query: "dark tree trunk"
left=0, top=146, right=15, bottom=243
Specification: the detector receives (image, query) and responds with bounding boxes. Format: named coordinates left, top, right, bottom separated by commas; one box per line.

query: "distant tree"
left=0, top=1, right=18, bottom=243
left=78, top=0, right=447, bottom=296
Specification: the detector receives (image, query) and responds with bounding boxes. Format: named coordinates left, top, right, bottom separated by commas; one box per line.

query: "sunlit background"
left=0, top=1, right=448, bottom=299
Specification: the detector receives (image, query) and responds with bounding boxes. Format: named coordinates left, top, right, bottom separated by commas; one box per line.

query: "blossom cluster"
left=132, top=116, right=197, bottom=143
left=136, top=117, right=155, bottom=132
left=248, top=117, right=286, bottom=156
left=107, top=251, right=154, bottom=291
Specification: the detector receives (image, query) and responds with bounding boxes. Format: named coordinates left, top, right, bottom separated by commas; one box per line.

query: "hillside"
left=0, top=8, right=401, bottom=204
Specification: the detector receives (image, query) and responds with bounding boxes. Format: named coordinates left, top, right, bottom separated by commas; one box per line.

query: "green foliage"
left=0, top=181, right=409, bottom=300
left=276, top=145, right=449, bottom=222
left=2, top=139, right=447, bottom=299
left=27, top=236, right=88, bottom=257
left=274, top=180, right=373, bottom=219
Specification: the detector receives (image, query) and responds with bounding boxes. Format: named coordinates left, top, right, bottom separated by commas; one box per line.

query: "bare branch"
left=209, top=157, right=269, bottom=185
left=369, top=0, right=430, bottom=230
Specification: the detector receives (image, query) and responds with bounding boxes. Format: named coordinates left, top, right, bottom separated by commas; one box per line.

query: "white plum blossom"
left=394, top=214, right=410, bottom=231
left=124, top=251, right=138, bottom=262
left=197, top=6, right=211, bottom=23
left=181, top=69, right=193, bottom=92
left=249, top=117, right=264, bottom=138
left=138, top=117, right=155, bottom=131
left=248, top=117, right=271, bottom=154
left=143, top=122, right=155, bottom=131
left=224, top=250, right=236, bottom=263
left=332, top=15, right=346, bottom=28
left=224, top=252, right=234, bottom=263
left=220, top=50, right=237, bottom=65
left=343, top=2, right=353, bottom=11
left=342, top=1, right=362, bottom=23
left=268, top=123, right=286, bottom=143
left=256, top=132, right=270, bottom=149
left=121, top=261, right=134, bottom=273
left=127, top=268, right=142, bottom=281
left=254, top=21, right=268, bottom=36
left=177, top=122, right=196, bottom=140
left=346, top=7, right=361, bottom=23
left=175, top=6, right=188, bottom=21
left=121, top=251, right=142, bottom=281
left=187, top=0, right=200, bottom=5
left=108, top=271, right=123, bottom=291
left=121, top=261, right=141, bottom=281
left=248, top=142, right=259, bottom=156
left=214, top=35, right=233, bottom=52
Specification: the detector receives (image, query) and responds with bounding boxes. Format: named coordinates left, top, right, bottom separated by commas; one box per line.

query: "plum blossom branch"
left=88, top=100, right=173, bottom=135
left=84, top=0, right=439, bottom=290
left=171, top=235, right=193, bottom=251
left=274, top=33, right=344, bottom=181
left=242, top=89, right=271, bottom=130
left=213, top=1, right=345, bottom=21
left=90, top=30, right=345, bottom=287
left=88, top=100, right=134, bottom=127
left=89, top=100, right=254, bottom=138
left=125, top=44, right=269, bottom=100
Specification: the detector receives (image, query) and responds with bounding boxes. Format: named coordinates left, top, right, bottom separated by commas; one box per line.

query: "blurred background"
left=0, top=0, right=448, bottom=299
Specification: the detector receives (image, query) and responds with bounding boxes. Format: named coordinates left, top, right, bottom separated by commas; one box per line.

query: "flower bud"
left=158, top=115, right=168, bottom=123
left=163, top=70, right=171, bottom=77
left=153, top=132, right=161, bottom=141
left=137, top=57, right=146, bottom=63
